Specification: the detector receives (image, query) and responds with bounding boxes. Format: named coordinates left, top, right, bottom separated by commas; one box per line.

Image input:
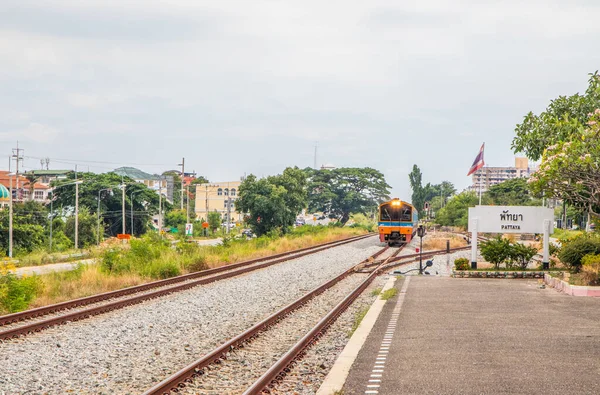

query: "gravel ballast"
left=0, top=236, right=382, bottom=394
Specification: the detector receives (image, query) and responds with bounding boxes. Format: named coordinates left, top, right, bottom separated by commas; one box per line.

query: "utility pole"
left=158, top=184, right=163, bottom=237
left=186, top=185, right=190, bottom=223
left=12, top=142, right=24, bottom=200
left=75, top=166, right=79, bottom=249
left=179, top=157, right=185, bottom=210
left=130, top=191, right=136, bottom=237
left=226, top=196, right=231, bottom=234
left=313, top=142, right=318, bottom=169
left=121, top=178, right=126, bottom=235
left=8, top=157, right=14, bottom=258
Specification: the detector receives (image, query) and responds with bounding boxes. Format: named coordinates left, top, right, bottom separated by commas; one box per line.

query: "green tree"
left=237, top=167, right=308, bottom=235
left=165, top=209, right=187, bottom=228
left=436, top=191, right=490, bottom=228
left=0, top=202, right=48, bottom=255
left=51, top=172, right=160, bottom=238
left=23, top=172, right=41, bottom=201
left=512, top=71, right=600, bottom=160
left=65, top=207, right=97, bottom=248
left=528, top=110, right=600, bottom=220
left=207, top=211, right=221, bottom=234
left=486, top=178, right=538, bottom=206
left=408, top=165, right=425, bottom=213
left=308, top=167, right=390, bottom=224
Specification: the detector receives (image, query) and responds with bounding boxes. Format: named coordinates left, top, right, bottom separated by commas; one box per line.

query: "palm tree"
left=23, top=172, right=41, bottom=201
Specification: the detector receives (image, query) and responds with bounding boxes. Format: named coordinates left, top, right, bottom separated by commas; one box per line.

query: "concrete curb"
left=316, top=275, right=397, bottom=395
left=545, top=273, right=600, bottom=297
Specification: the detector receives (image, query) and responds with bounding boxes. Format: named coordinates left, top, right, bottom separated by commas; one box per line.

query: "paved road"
left=344, top=277, right=600, bottom=395
left=12, top=259, right=96, bottom=277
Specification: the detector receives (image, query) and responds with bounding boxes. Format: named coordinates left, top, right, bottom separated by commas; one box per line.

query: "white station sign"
left=468, top=206, right=554, bottom=234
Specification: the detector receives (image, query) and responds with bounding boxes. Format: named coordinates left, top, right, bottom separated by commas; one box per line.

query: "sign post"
left=468, top=206, right=554, bottom=270
left=470, top=218, right=478, bottom=269
left=185, top=223, right=193, bottom=237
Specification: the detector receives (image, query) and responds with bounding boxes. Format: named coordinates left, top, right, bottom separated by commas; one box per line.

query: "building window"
left=217, top=188, right=223, bottom=196
left=34, top=191, right=44, bottom=200
left=224, top=188, right=229, bottom=196
left=230, top=188, right=236, bottom=196
left=224, top=201, right=228, bottom=208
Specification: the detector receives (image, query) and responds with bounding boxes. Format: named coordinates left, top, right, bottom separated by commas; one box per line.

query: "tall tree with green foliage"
left=0, top=202, right=47, bottom=255
left=307, top=167, right=390, bottom=224
left=436, top=191, right=491, bottom=228
left=237, top=167, right=307, bottom=236
left=512, top=71, right=600, bottom=160
left=487, top=178, right=539, bottom=206
left=408, top=165, right=425, bottom=213
left=51, top=172, right=161, bottom=238
left=528, top=110, right=600, bottom=219
left=207, top=211, right=221, bottom=234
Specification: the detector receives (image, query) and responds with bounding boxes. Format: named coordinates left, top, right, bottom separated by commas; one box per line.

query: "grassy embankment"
left=0, top=226, right=367, bottom=314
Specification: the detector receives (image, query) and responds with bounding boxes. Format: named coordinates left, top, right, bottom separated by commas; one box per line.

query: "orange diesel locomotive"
left=378, top=199, right=418, bottom=245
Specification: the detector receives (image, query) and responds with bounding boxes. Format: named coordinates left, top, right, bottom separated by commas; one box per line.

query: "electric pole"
left=121, top=178, right=126, bottom=235
left=179, top=157, right=185, bottom=210
left=186, top=185, right=190, bottom=223
left=226, top=196, right=231, bottom=234
left=313, top=142, right=318, bottom=169
left=75, top=166, right=79, bottom=249
left=11, top=142, right=24, bottom=200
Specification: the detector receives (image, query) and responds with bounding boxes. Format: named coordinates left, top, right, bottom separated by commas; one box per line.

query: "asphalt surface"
left=343, top=277, right=600, bottom=395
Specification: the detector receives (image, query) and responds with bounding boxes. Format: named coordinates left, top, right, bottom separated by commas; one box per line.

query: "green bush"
left=454, top=257, right=470, bottom=271
left=508, top=243, right=538, bottom=270
left=141, top=261, right=181, bottom=279
left=558, top=235, right=600, bottom=272
left=580, top=254, right=600, bottom=285
left=0, top=272, right=43, bottom=313
left=480, top=236, right=512, bottom=270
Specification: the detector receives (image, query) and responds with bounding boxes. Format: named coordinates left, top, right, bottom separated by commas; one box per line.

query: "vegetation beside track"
left=0, top=226, right=367, bottom=314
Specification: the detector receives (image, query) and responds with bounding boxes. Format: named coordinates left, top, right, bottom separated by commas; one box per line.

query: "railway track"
left=142, top=246, right=403, bottom=395
left=0, top=233, right=373, bottom=341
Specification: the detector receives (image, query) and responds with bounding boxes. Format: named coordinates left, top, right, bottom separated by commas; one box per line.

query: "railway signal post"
left=417, top=225, right=425, bottom=275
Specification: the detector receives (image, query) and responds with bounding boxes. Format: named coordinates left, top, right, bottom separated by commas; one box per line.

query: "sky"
left=2, top=0, right=600, bottom=199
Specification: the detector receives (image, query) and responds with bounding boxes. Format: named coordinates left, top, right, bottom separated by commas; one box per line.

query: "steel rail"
left=142, top=246, right=392, bottom=395
left=0, top=233, right=371, bottom=327
left=0, top=234, right=374, bottom=341
left=243, top=248, right=401, bottom=395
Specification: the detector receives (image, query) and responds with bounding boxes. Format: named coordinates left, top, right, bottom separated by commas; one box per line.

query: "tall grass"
left=12, top=227, right=366, bottom=312
left=422, top=233, right=467, bottom=250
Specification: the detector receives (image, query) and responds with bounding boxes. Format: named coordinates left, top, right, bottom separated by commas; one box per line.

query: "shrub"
left=580, top=254, right=600, bottom=286
left=508, top=243, right=538, bottom=270
left=454, top=257, right=470, bottom=271
left=480, top=236, right=512, bottom=270
left=558, top=235, right=600, bottom=272
left=0, top=264, right=43, bottom=313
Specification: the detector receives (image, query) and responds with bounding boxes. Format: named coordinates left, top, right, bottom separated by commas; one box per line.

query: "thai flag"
left=467, top=143, right=485, bottom=176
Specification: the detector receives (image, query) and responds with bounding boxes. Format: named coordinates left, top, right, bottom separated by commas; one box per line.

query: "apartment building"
left=0, top=171, right=50, bottom=203
left=195, top=181, right=242, bottom=222
left=470, top=157, right=534, bottom=192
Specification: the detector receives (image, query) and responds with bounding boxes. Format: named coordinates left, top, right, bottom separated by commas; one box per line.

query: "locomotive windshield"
left=380, top=202, right=412, bottom=222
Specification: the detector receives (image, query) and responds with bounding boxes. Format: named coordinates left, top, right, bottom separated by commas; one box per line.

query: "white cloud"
left=1, top=123, right=61, bottom=143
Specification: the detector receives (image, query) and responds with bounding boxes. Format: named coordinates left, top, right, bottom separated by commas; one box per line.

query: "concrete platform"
left=340, top=276, right=600, bottom=395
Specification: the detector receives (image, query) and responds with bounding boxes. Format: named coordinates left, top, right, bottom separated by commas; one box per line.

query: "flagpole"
left=478, top=167, right=482, bottom=205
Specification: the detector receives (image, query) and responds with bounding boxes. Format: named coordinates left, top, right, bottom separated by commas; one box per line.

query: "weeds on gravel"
left=380, top=288, right=397, bottom=300
left=370, top=288, right=382, bottom=296
left=348, top=306, right=370, bottom=338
